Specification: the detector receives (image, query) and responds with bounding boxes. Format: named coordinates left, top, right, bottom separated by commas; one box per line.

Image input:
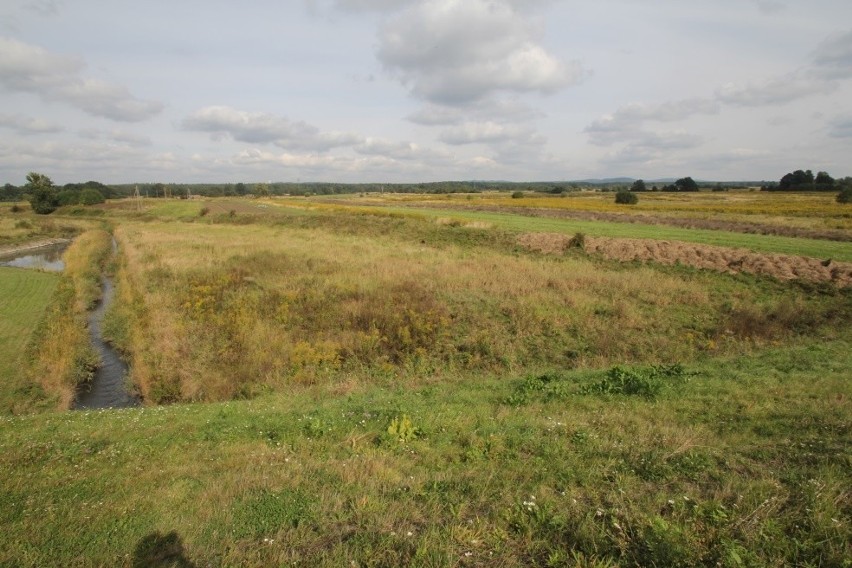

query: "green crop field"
left=0, top=196, right=850, bottom=566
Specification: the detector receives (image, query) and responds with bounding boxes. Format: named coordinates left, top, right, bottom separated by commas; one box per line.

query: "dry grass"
left=106, top=214, right=849, bottom=405
left=518, top=232, right=852, bottom=286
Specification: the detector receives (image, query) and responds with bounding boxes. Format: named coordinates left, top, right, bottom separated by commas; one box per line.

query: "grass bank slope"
left=0, top=340, right=848, bottom=566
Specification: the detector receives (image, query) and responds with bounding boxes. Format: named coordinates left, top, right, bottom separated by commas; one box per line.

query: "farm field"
left=0, top=191, right=850, bottom=566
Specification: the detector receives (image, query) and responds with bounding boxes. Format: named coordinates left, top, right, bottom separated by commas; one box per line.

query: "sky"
left=1, top=0, right=851, bottom=185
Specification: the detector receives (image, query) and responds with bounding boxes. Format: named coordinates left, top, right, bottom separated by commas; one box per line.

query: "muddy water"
left=75, top=242, right=141, bottom=409
left=0, top=243, right=67, bottom=271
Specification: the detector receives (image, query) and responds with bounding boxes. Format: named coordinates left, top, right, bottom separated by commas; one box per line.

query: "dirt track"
left=518, top=232, right=852, bottom=287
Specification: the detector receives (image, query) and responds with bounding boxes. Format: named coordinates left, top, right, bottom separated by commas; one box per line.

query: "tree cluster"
left=660, top=177, right=699, bottom=192
left=770, top=169, right=836, bottom=191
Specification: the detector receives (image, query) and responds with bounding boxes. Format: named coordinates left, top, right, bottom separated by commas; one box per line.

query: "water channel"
left=1, top=239, right=140, bottom=409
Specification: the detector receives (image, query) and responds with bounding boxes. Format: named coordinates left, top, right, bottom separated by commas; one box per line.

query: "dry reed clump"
left=517, top=232, right=852, bottom=286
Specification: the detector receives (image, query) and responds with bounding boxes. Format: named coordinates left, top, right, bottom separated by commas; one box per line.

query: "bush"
left=838, top=186, right=852, bottom=204
left=615, top=190, right=638, bottom=204
left=511, top=191, right=525, bottom=199
left=567, top=232, right=585, bottom=249
left=79, top=188, right=105, bottom=205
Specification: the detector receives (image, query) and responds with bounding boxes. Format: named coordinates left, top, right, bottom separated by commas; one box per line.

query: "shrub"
left=79, top=188, right=105, bottom=205
left=199, top=207, right=210, bottom=217
left=581, top=364, right=688, bottom=399
left=10, top=204, right=22, bottom=213
left=567, top=232, right=585, bottom=249
left=615, top=190, right=638, bottom=204
left=837, top=186, right=852, bottom=204
left=511, top=191, right=525, bottom=199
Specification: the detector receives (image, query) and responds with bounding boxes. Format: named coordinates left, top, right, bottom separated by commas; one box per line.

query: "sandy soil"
left=518, top=232, right=852, bottom=287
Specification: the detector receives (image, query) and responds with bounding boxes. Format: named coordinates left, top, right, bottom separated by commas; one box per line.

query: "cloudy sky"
left=1, top=0, right=851, bottom=184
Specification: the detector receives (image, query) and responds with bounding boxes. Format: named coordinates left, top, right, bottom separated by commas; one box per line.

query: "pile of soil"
left=517, top=232, right=852, bottom=287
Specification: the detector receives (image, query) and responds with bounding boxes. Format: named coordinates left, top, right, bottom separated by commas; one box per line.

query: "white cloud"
left=0, top=37, right=163, bottom=122
left=0, top=112, right=63, bottom=134
left=376, top=0, right=584, bottom=104
left=585, top=99, right=719, bottom=146
left=181, top=105, right=361, bottom=151
left=408, top=98, right=542, bottom=126
left=78, top=128, right=152, bottom=148
left=715, top=29, right=852, bottom=107
left=354, top=137, right=449, bottom=161
left=438, top=121, right=542, bottom=146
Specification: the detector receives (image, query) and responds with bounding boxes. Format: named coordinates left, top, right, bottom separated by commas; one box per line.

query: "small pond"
left=0, top=242, right=68, bottom=272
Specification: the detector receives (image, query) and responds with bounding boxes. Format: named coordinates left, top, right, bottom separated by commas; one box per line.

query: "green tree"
left=26, top=172, right=59, bottom=214
left=254, top=182, right=270, bottom=197
left=837, top=178, right=852, bottom=203
left=778, top=169, right=815, bottom=191
left=674, top=176, right=699, bottom=192
left=630, top=179, right=647, bottom=192
left=79, top=188, right=105, bottom=205
left=56, top=189, right=80, bottom=206
left=815, top=171, right=835, bottom=191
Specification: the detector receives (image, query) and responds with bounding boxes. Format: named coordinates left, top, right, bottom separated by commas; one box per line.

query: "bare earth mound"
left=518, top=232, right=852, bottom=287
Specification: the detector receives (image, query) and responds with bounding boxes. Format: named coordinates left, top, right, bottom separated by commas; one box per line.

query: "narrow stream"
left=74, top=239, right=141, bottom=410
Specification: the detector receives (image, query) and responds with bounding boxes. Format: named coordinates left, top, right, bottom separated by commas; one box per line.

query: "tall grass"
left=108, top=214, right=850, bottom=404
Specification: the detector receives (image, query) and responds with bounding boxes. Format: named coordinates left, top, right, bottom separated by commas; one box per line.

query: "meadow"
left=0, top=190, right=849, bottom=566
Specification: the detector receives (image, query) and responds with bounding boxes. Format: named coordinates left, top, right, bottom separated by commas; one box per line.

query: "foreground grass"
left=0, top=267, right=59, bottom=413
left=0, top=340, right=849, bottom=566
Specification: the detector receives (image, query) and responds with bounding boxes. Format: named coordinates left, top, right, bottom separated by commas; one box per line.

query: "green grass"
left=369, top=205, right=852, bottom=262
left=0, top=267, right=59, bottom=412
left=0, top=339, right=849, bottom=566
left=0, top=198, right=849, bottom=565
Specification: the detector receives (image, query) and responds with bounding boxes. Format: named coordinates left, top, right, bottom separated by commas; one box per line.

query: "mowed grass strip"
left=0, top=267, right=59, bottom=411
left=363, top=205, right=852, bottom=262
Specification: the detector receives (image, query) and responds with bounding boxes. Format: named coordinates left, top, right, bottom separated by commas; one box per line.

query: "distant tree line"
left=628, top=177, right=699, bottom=192
left=2, top=177, right=112, bottom=205
left=763, top=169, right=851, bottom=192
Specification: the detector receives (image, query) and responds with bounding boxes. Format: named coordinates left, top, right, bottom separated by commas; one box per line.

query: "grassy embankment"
left=0, top=340, right=849, bottom=566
